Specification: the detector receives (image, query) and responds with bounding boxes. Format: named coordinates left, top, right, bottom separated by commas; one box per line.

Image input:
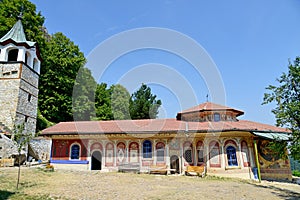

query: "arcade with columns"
left=43, top=102, right=292, bottom=180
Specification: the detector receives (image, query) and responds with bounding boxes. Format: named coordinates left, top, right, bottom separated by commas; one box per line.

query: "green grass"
left=0, top=191, right=52, bottom=200
left=0, top=169, right=53, bottom=200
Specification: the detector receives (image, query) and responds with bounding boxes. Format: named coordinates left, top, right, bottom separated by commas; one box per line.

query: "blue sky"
left=30, top=0, right=300, bottom=125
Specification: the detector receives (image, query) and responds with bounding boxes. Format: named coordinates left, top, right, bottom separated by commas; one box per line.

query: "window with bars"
left=143, top=140, right=152, bottom=158
left=226, top=146, right=238, bottom=166
left=184, top=149, right=193, bottom=163
left=197, top=149, right=204, bottom=163
left=156, top=143, right=165, bottom=162
left=70, top=144, right=80, bottom=160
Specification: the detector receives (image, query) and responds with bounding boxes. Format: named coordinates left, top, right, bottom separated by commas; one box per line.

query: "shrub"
left=292, top=170, right=300, bottom=177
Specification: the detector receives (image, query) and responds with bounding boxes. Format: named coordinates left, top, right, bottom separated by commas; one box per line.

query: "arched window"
left=156, top=142, right=165, bottom=162
left=183, top=142, right=193, bottom=165
left=117, top=142, right=126, bottom=164
left=105, top=142, right=114, bottom=166
left=33, top=58, right=39, bottom=72
left=129, top=142, right=139, bottom=163
left=209, top=141, right=221, bottom=167
left=8, top=49, right=18, bottom=61
left=25, top=52, right=31, bottom=66
left=214, top=113, right=221, bottom=122
left=196, top=141, right=204, bottom=164
left=70, top=144, right=80, bottom=160
left=143, top=140, right=152, bottom=159
left=226, top=146, right=238, bottom=166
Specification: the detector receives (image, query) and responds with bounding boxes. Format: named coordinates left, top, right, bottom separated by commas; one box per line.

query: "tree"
left=94, top=83, right=113, bottom=120
left=110, top=84, right=131, bottom=120
left=130, top=84, right=162, bottom=119
left=38, top=32, right=86, bottom=123
left=12, top=123, right=32, bottom=190
left=0, top=0, right=46, bottom=50
left=73, top=67, right=97, bottom=121
left=263, top=56, right=300, bottom=161
left=94, top=83, right=131, bottom=120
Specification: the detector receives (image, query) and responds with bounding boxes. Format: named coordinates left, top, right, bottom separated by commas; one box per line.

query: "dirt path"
left=0, top=167, right=299, bottom=200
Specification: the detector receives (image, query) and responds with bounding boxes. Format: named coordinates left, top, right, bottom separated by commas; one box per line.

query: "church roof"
left=178, top=102, right=244, bottom=116
left=41, top=118, right=289, bottom=136
left=0, top=19, right=35, bottom=47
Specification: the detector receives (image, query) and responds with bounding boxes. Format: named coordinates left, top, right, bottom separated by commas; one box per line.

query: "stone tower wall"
left=0, top=62, right=39, bottom=134
left=0, top=63, right=21, bottom=131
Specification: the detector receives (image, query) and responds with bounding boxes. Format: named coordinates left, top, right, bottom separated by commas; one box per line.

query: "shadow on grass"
left=248, top=182, right=300, bottom=200
left=0, top=190, right=15, bottom=200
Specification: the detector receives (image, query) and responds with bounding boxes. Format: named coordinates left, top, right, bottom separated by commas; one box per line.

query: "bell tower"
left=0, top=18, right=41, bottom=135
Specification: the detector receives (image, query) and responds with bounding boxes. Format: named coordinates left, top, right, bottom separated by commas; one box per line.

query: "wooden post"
left=253, top=140, right=261, bottom=183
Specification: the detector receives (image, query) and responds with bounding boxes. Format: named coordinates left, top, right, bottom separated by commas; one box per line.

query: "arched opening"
left=117, top=142, right=126, bottom=164
left=183, top=141, right=193, bottom=165
left=33, top=58, right=39, bottom=71
left=25, top=52, right=32, bottom=66
left=129, top=142, right=139, bottom=163
left=196, top=141, right=204, bottom=165
left=209, top=141, right=221, bottom=167
left=170, top=155, right=180, bottom=174
left=70, top=144, right=80, bottom=160
left=226, top=146, right=238, bottom=166
left=105, top=142, right=114, bottom=166
left=143, top=140, right=152, bottom=159
left=8, top=49, right=18, bottom=61
left=91, top=151, right=102, bottom=170
left=156, top=142, right=165, bottom=163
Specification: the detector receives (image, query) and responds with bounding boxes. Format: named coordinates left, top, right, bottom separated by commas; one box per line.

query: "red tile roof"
left=42, top=118, right=289, bottom=136
left=178, top=102, right=244, bottom=116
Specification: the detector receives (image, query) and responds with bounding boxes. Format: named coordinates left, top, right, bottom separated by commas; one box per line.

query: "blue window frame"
left=70, top=144, right=80, bottom=160
left=143, top=140, right=152, bottom=158
left=226, top=146, right=238, bottom=166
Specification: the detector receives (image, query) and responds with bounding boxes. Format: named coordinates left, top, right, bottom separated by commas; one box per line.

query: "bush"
left=292, top=170, right=300, bottom=177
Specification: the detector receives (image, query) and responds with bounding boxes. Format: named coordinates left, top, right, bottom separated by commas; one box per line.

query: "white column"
left=101, top=141, right=105, bottom=169
left=87, top=140, right=92, bottom=170
left=204, top=140, right=210, bottom=169
left=165, top=139, right=170, bottom=167
left=17, top=48, right=25, bottom=62
left=138, top=140, right=142, bottom=167
left=237, top=138, right=243, bottom=168
left=113, top=140, right=117, bottom=167
left=181, top=139, right=184, bottom=174
left=126, top=141, right=129, bottom=163
left=193, top=141, right=197, bottom=166
left=220, top=140, right=225, bottom=169
left=248, top=139, right=255, bottom=167
left=153, top=139, right=156, bottom=165
left=0, top=47, right=6, bottom=61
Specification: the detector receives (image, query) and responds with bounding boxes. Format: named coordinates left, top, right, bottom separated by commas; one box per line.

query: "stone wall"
left=0, top=63, right=21, bottom=131
left=0, top=133, right=19, bottom=159
left=29, top=137, right=51, bottom=161
left=0, top=62, right=39, bottom=134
